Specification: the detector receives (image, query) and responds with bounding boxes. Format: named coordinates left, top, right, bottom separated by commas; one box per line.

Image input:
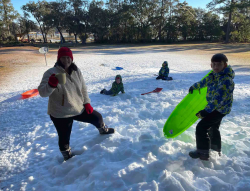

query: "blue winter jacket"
left=192, top=65, right=235, bottom=114
left=159, top=63, right=169, bottom=77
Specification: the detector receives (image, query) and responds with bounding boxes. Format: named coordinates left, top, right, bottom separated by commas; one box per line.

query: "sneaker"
left=61, top=147, right=72, bottom=161
left=189, top=150, right=209, bottom=161
left=98, top=124, right=115, bottom=134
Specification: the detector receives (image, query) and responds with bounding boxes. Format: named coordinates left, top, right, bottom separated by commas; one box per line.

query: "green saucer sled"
left=163, top=71, right=212, bottom=138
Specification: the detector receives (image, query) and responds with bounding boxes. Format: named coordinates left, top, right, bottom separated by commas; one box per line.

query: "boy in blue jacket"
left=156, top=61, right=170, bottom=80
left=189, top=54, right=235, bottom=160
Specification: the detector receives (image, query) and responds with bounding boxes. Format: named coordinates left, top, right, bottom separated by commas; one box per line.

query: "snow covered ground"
left=0, top=46, right=250, bottom=191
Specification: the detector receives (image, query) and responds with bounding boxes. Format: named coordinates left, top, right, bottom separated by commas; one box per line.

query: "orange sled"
left=21, top=89, right=39, bottom=99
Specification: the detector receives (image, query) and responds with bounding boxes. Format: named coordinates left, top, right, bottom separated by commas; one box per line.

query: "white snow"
left=0, top=46, right=250, bottom=191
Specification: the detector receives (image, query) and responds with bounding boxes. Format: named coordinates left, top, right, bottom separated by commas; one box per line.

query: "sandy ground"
left=0, top=46, right=56, bottom=87
left=0, top=43, right=249, bottom=88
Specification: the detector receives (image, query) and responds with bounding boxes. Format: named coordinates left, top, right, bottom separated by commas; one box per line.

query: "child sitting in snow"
left=156, top=61, right=170, bottom=80
left=188, top=53, right=235, bottom=161
left=100, top=75, right=125, bottom=96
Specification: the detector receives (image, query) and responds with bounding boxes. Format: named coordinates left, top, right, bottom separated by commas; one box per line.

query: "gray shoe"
left=61, top=147, right=72, bottom=161
left=189, top=150, right=209, bottom=161
left=98, top=124, right=115, bottom=134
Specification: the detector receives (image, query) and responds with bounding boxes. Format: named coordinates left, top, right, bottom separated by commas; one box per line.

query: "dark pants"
left=156, top=76, right=172, bottom=80
left=50, top=110, right=104, bottom=151
left=196, top=110, right=226, bottom=151
left=103, top=89, right=113, bottom=95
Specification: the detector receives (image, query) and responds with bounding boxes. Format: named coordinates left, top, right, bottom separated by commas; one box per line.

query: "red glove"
left=84, top=103, right=93, bottom=114
left=48, top=74, right=58, bottom=88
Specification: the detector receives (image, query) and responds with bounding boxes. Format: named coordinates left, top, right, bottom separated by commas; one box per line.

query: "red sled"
left=141, top=88, right=163, bottom=95
left=21, top=89, right=39, bottom=99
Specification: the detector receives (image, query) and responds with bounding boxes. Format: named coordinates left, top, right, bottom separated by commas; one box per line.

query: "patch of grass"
left=0, top=41, right=24, bottom=47
left=32, top=42, right=87, bottom=49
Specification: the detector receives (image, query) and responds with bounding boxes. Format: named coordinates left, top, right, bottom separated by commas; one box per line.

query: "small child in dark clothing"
left=188, top=53, right=235, bottom=161
left=156, top=61, right=170, bottom=80
left=100, top=75, right=125, bottom=96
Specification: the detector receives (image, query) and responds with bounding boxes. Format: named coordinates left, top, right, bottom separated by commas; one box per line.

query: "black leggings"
left=50, top=110, right=104, bottom=151
left=196, top=110, right=226, bottom=151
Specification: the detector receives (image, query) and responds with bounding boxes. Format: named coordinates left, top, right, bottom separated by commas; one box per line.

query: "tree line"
left=0, top=0, right=250, bottom=44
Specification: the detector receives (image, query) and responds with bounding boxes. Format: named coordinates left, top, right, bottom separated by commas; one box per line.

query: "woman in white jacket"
left=38, top=47, right=114, bottom=161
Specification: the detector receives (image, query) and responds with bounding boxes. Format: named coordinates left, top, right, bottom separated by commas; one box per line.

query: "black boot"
left=156, top=76, right=162, bottom=80
left=100, top=89, right=105, bottom=94
left=211, top=144, right=221, bottom=156
left=162, top=77, right=173, bottom=81
left=61, top=147, right=72, bottom=161
left=189, top=150, right=209, bottom=161
left=98, top=124, right=115, bottom=134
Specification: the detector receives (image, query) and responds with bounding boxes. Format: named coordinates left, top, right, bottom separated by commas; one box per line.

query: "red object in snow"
left=141, top=88, right=163, bottom=95
left=21, top=89, right=39, bottom=99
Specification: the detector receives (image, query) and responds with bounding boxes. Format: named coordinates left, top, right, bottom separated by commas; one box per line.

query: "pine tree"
left=0, top=0, right=19, bottom=41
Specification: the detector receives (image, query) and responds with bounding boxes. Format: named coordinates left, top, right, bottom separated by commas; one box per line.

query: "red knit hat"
left=57, top=47, right=73, bottom=61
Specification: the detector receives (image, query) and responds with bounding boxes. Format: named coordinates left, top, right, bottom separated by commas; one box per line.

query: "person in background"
left=156, top=61, right=170, bottom=80
left=100, top=75, right=125, bottom=96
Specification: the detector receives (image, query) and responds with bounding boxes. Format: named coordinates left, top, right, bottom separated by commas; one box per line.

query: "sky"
left=12, top=0, right=211, bottom=16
